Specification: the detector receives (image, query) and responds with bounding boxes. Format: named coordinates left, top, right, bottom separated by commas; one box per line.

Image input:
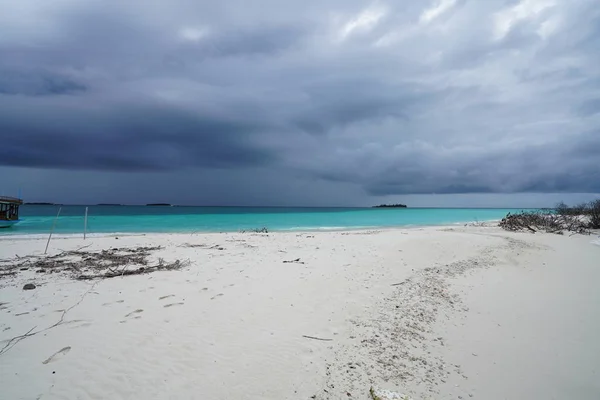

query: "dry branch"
left=0, top=246, right=190, bottom=281
left=302, top=335, right=333, bottom=341
left=283, top=258, right=305, bottom=264
left=499, top=211, right=590, bottom=235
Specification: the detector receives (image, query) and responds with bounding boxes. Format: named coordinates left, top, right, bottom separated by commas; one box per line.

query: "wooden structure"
left=0, top=196, right=23, bottom=228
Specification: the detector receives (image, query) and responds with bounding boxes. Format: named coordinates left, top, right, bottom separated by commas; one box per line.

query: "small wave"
left=0, top=232, right=146, bottom=240
left=592, top=237, right=600, bottom=247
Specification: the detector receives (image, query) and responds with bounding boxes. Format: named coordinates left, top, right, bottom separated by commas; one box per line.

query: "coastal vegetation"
left=499, top=200, right=600, bottom=234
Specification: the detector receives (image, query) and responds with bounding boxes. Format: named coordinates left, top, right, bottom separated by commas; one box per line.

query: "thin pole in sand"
left=84, top=207, right=88, bottom=240
left=45, top=207, right=62, bottom=254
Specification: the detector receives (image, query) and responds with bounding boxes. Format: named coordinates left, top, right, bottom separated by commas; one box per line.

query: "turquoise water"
left=0, top=205, right=523, bottom=236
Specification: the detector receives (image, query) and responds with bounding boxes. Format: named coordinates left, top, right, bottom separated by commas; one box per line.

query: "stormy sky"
left=1, top=0, right=599, bottom=206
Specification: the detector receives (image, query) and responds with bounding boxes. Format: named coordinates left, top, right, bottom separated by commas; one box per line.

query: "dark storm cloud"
left=0, top=0, right=599, bottom=201
left=0, top=96, right=276, bottom=171
left=0, top=69, right=86, bottom=96
left=198, top=26, right=306, bottom=57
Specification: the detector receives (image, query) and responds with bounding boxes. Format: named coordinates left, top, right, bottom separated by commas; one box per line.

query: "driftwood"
left=302, top=335, right=333, bottom=341
left=181, top=243, right=224, bottom=250
left=283, top=258, right=305, bottom=264
left=77, top=259, right=189, bottom=280
left=499, top=211, right=590, bottom=235
left=0, top=246, right=189, bottom=281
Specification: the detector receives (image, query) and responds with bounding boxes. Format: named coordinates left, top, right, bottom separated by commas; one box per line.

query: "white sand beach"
left=1, top=226, right=599, bottom=399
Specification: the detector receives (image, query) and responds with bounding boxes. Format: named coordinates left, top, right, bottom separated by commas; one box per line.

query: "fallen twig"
left=0, top=326, right=37, bottom=356
left=283, top=258, right=305, bottom=264
left=302, top=335, right=333, bottom=341
left=0, top=281, right=99, bottom=357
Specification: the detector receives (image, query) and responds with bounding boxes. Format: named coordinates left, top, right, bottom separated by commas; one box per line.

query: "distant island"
left=24, top=202, right=57, bottom=205
left=97, top=203, right=124, bottom=206
left=146, top=203, right=172, bottom=206
left=373, top=204, right=407, bottom=208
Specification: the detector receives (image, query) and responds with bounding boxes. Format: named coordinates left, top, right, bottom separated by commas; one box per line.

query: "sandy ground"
left=0, top=226, right=599, bottom=399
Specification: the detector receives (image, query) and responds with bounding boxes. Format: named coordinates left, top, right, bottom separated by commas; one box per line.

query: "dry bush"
left=589, top=199, right=600, bottom=229
left=555, top=200, right=600, bottom=229
left=499, top=210, right=589, bottom=234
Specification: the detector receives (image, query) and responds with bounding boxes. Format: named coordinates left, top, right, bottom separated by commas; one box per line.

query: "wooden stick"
left=44, top=207, right=62, bottom=254
left=84, top=207, right=88, bottom=240
left=302, top=335, right=333, bottom=341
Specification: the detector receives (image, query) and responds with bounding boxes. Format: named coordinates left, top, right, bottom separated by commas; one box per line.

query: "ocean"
left=0, top=205, right=525, bottom=236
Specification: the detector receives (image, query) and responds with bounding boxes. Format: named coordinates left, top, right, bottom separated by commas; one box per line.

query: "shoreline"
left=1, top=225, right=598, bottom=399
left=3, top=207, right=523, bottom=237
left=0, top=219, right=502, bottom=240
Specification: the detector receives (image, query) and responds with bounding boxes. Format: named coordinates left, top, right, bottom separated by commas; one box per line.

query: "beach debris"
left=181, top=243, right=209, bottom=248
left=181, top=243, right=224, bottom=250
left=0, top=246, right=190, bottom=282
left=499, top=211, right=590, bottom=234
left=302, top=335, right=333, bottom=341
left=283, top=258, right=305, bottom=264
left=239, top=227, right=269, bottom=233
left=369, top=387, right=413, bottom=400
left=22, top=283, right=36, bottom=290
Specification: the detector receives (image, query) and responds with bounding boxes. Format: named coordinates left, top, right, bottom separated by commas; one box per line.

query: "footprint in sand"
left=42, top=346, right=71, bottom=364
left=163, top=302, right=184, bottom=308
left=103, top=300, right=125, bottom=306
left=124, top=309, right=144, bottom=318
left=210, top=293, right=224, bottom=300
left=159, top=295, right=175, bottom=300
left=67, top=321, right=92, bottom=329
left=15, top=312, right=30, bottom=316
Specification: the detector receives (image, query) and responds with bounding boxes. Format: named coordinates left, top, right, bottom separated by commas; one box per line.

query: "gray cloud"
left=0, top=0, right=599, bottom=204
left=0, top=69, right=86, bottom=95
left=0, top=95, right=276, bottom=171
